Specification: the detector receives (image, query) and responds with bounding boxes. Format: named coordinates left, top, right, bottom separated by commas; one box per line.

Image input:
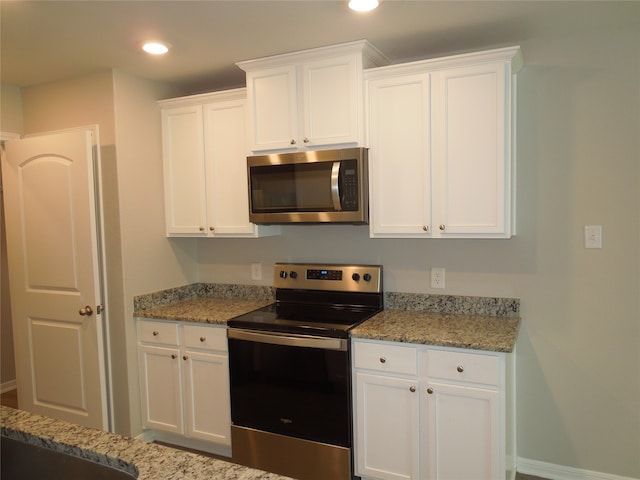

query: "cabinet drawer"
left=183, top=324, right=227, bottom=352
left=427, top=350, right=500, bottom=386
left=354, top=341, right=417, bottom=376
left=137, top=320, right=179, bottom=346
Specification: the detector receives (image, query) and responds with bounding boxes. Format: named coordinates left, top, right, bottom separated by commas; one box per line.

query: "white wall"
left=196, top=25, right=640, bottom=479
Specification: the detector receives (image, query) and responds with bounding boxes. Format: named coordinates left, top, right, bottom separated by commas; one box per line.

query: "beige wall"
left=0, top=160, right=16, bottom=388
left=0, top=84, right=22, bottom=388
left=1, top=84, right=23, bottom=134
left=195, top=25, right=640, bottom=479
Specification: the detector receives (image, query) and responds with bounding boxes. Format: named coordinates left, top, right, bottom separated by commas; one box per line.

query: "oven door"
left=228, top=328, right=351, bottom=447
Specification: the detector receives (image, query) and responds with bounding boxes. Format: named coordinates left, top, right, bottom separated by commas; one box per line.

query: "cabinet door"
left=431, top=62, right=511, bottom=237
left=182, top=350, right=231, bottom=445
left=138, top=344, right=183, bottom=434
left=368, top=73, right=431, bottom=237
left=424, top=382, right=500, bottom=480
left=302, top=54, right=360, bottom=147
left=246, top=65, right=298, bottom=151
left=355, top=372, right=420, bottom=480
left=162, top=105, right=208, bottom=235
left=203, top=99, right=256, bottom=236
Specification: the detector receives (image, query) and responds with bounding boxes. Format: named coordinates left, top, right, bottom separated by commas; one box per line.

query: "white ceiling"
left=2, top=1, right=639, bottom=93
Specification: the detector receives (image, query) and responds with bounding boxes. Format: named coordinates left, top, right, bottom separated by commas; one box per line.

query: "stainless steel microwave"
left=247, top=147, right=369, bottom=224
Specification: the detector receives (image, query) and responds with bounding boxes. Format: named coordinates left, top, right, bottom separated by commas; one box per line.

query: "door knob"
left=79, top=305, right=93, bottom=316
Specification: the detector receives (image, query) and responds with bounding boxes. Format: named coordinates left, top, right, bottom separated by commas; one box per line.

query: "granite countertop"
left=135, top=297, right=272, bottom=325
left=133, top=284, right=520, bottom=353
left=1, top=406, right=291, bottom=480
left=351, top=310, right=520, bottom=352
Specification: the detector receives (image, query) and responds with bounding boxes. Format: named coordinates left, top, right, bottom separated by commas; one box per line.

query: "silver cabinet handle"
left=303, top=137, right=309, bottom=143
left=439, top=225, right=446, bottom=231
left=423, top=225, right=428, bottom=232
left=171, top=354, right=177, bottom=359
left=209, top=227, right=215, bottom=231
left=457, top=365, right=464, bottom=373
left=79, top=306, right=93, bottom=316
left=199, top=226, right=205, bottom=232
left=290, top=139, right=296, bottom=145
left=200, top=337, right=206, bottom=342
left=379, top=357, right=386, bottom=364
left=427, top=387, right=434, bottom=394
left=183, top=355, right=188, bottom=361
left=410, top=386, right=416, bottom=393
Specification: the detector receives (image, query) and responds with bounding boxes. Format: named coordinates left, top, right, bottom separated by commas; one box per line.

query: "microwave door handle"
left=331, top=161, right=342, bottom=211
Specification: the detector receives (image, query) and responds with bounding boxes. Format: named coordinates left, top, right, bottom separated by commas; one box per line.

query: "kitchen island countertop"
left=1, top=406, right=292, bottom=480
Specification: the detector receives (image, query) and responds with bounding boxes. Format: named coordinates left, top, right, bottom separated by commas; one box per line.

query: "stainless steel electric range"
left=227, top=263, right=383, bottom=480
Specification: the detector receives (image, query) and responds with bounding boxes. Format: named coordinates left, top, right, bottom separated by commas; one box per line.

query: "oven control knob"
left=279, top=270, right=288, bottom=279
left=352, top=273, right=360, bottom=281
left=363, top=273, right=372, bottom=282
left=290, top=271, right=298, bottom=279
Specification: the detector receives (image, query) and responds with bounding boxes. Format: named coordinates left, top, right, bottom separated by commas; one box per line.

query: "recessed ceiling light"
left=348, top=0, right=379, bottom=12
left=141, top=41, right=170, bottom=55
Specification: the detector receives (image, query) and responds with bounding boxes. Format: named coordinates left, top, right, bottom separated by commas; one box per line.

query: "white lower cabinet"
left=353, top=339, right=513, bottom=480
left=137, top=319, right=231, bottom=451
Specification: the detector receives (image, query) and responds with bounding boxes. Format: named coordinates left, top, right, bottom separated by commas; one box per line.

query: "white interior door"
left=2, top=129, right=108, bottom=430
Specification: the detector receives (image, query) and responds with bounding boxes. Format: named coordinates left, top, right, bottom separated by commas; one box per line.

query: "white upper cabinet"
left=367, top=72, right=432, bottom=236
left=238, top=40, right=388, bottom=152
left=366, top=47, right=522, bottom=238
left=160, top=89, right=279, bottom=238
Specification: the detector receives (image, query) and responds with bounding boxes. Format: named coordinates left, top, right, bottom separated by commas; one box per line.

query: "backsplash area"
left=134, top=284, right=519, bottom=318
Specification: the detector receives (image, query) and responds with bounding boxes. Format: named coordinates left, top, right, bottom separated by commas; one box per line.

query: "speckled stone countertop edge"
left=1, top=406, right=292, bottom=480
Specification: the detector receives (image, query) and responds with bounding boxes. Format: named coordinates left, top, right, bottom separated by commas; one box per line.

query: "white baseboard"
left=518, top=457, right=639, bottom=480
left=1, top=380, right=16, bottom=394
left=135, top=430, right=156, bottom=443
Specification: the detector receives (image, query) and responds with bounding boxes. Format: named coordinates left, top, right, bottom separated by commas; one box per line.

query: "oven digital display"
left=307, top=269, right=342, bottom=281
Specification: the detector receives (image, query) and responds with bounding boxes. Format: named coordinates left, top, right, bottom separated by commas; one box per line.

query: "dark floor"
left=1, top=388, right=18, bottom=409
left=1, top=389, right=547, bottom=480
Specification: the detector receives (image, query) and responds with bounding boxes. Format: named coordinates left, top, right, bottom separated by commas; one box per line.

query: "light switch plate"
left=584, top=225, right=602, bottom=249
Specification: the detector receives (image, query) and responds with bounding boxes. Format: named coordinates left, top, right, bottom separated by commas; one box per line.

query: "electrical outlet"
left=431, top=267, right=445, bottom=289
left=251, top=263, right=262, bottom=281
left=584, top=225, right=602, bottom=249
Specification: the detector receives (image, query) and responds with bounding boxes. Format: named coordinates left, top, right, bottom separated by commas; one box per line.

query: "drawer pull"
left=379, top=357, right=386, bottom=364
left=171, top=354, right=177, bottom=359
left=152, top=331, right=159, bottom=336
left=200, top=336, right=206, bottom=342
left=183, top=355, right=189, bottom=361
left=457, top=365, right=464, bottom=373
left=409, top=386, right=416, bottom=393
left=427, top=387, right=434, bottom=394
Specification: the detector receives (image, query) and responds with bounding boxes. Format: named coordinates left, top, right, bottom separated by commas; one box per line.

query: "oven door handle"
left=228, top=328, right=347, bottom=351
